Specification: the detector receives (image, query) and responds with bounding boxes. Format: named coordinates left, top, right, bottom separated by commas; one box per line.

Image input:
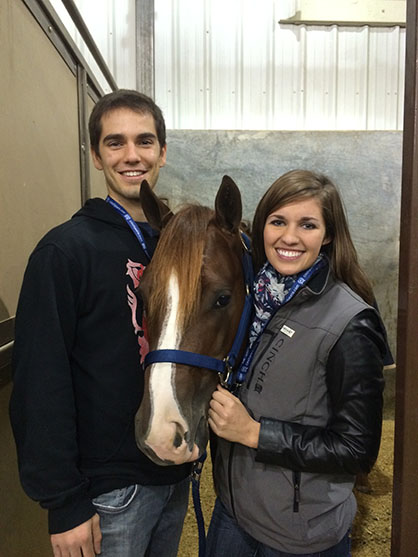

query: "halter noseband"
left=143, top=232, right=253, bottom=389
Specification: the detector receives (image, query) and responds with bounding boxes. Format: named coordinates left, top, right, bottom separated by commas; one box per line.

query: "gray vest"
left=214, top=275, right=371, bottom=553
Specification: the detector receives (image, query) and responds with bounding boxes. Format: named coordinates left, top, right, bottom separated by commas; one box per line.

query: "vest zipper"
left=293, top=471, right=301, bottom=512
left=228, top=443, right=237, bottom=517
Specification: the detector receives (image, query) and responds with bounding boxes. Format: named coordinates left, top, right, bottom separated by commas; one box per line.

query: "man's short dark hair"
left=89, top=89, right=166, bottom=155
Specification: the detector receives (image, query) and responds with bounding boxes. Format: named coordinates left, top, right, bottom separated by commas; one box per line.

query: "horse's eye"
left=215, top=294, right=231, bottom=308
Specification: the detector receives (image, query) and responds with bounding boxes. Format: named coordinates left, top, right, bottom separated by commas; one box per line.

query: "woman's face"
left=263, top=197, right=330, bottom=276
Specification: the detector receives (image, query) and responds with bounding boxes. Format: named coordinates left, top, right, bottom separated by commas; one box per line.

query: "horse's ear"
left=215, top=175, right=242, bottom=233
left=140, top=181, right=173, bottom=231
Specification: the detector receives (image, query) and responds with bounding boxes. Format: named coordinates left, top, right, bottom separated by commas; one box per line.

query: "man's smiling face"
left=91, top=107, right=167, bottom=206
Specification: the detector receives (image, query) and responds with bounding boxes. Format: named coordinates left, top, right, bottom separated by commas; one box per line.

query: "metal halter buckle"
left=218, top=357, right=233, bottom=388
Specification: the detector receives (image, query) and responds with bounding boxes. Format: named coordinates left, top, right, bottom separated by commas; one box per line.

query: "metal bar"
left=278, top=19, right=405, bottom=27
left=136, top=0, right=155, bottom=97
left=22, top=0, right=107, bottom=98
left=60, top=0, right=118, bottom=91
left=391, top=0, right=418, bottom=554
left=0, top=317, right=15, bottom=347
left=0, top=341, right=13, bottom=390
left=77, top=65, right=91, bottom=204
left=0, top=342, right=14, bottom=361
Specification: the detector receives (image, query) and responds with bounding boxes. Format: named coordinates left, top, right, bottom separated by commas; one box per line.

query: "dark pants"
left=206, top=498, right=351, bottom=557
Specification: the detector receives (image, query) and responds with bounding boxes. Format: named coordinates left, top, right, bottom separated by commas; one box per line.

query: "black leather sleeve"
left=255, top=309, right=385, bottom=475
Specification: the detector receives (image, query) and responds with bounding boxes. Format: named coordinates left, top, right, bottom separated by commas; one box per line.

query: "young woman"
left=207, top=170, right=386, bottom=557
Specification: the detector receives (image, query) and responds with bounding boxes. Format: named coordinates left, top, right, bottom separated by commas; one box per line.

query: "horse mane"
left=147, top=204, right=214, bottom=333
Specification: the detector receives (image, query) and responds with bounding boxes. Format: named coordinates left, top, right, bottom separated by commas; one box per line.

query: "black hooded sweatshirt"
left=10, top=198, right=190, bottom=535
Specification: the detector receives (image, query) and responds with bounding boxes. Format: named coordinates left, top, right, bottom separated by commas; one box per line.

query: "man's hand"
left=208, top=384, right=260, bottom=448
left=50, top=513, right=102, bottom=557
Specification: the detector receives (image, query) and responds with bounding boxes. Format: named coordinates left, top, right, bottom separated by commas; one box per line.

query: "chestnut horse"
left=135, top=176, right=249, bottom=465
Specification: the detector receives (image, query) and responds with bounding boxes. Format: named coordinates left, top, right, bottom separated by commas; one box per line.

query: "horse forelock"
left=147, top=204, right=214, bottom=334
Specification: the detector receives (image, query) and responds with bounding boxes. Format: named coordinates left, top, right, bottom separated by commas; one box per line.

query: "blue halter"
left=143, top=232, right=253, bottom=388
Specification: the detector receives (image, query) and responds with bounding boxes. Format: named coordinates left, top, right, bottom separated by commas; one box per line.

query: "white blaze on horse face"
left=145, top=273, right=199, bottom=464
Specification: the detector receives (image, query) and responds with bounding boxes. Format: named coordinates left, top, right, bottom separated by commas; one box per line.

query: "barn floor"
left=178, top=418, right=394, bottom=557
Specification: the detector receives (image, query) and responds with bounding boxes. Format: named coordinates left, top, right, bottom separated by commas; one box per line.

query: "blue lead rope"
left=191, top=451, right=207, bottom=557
left=188, top=235, right=253, bottom=557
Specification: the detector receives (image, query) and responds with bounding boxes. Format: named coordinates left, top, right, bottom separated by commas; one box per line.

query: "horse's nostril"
left=172, top=422, right=186, bottom=448
left=173, top=431, right=183, bottom=448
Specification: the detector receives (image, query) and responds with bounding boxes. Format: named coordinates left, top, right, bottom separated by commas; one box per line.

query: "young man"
left=10, top=90, right=191, bottom=557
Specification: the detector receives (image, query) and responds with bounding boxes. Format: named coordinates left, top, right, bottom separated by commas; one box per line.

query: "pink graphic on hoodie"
left=126, top=259, right=149, bottom=364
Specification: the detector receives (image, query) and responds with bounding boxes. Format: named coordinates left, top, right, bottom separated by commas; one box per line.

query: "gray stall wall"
left=158, top=130, right=402, bottom=357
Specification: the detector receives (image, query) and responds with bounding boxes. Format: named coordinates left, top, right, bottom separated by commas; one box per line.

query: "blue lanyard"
left=235, top=257, right=325, bottom=386
left=105, top=196, right=151, bottom=261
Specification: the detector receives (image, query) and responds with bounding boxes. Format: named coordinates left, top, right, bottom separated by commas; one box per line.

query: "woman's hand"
left=208, top=384, right=260, bottom=448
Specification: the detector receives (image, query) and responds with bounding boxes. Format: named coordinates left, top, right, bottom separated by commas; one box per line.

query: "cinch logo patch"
left=280, top=325, right=295, bottom=338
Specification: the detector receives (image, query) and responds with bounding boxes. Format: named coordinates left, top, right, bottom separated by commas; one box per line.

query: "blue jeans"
left=92, top=478, right=190, bottom=557
left=206, top=498, right=351, bottom=557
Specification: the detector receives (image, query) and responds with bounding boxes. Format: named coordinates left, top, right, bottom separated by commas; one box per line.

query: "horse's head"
left=135, top=176, right=246, bottom=465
